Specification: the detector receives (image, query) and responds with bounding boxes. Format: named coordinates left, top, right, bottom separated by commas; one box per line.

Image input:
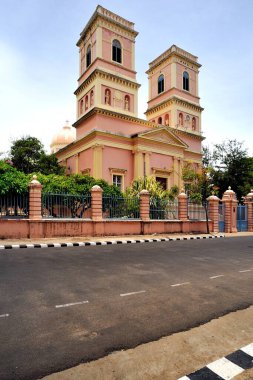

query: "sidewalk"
left=0, top=231, right=252, bottom=249
left=41, top=306, right=253, bottom=380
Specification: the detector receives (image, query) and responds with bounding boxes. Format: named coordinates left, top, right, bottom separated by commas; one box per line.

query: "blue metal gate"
left=237, top=205, right=248, bottom=232
left=219, top=203, right=225, bottom=232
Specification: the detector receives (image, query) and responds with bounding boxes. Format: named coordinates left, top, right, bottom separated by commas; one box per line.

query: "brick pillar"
left=178, top=190, right=188, bottom=221
left=91, top=185, right=103, bottom=221
left=207, top=194, right=219, bottom=233
left=244, top=189, right=253, bottom=232
left=222, top=186, right=238, bottom=233
left=139, top=189, right=150, bottom=221
left=29, top=175, right=43, bottom=220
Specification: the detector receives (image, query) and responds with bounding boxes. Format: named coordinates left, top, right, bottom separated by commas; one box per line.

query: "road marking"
left=120, top=290, right=146, bottom=297
left=239, top=269, right=251, bottom=273
left=0, top=314, right=9, bottom=318
left=207, top=357, right=244, bottom=379
left=55, top=300, right=89, bottom=308
left=171, top=282, right=190, bottom=287
left=241, top=343, right=253, bottom=357
left=209, top=274, right=224, bottom=279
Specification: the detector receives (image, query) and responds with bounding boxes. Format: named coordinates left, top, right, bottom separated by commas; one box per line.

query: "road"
left=0, top=237, right=253, bottom=380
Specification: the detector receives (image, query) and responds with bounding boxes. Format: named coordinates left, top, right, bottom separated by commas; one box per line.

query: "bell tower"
left=145, top=45, right=203, bottom=135
left=74, top=5, right=140, bottom=121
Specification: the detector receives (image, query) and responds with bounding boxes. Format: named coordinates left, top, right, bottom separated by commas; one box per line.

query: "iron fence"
left=42, top=193, right=91, bottom=218
left=188, top=200, right=207, bottom=220
left=102, top=195, right=140, bottom=219
left=0, top=193, right=29, bottom=218
left=150, top=198, right=178, bottom=220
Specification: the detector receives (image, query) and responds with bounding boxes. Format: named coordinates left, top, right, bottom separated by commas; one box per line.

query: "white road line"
left=207, top=357, right=244, bottom=379
left=120, top=290, right=146, bottom=297
left=209, top=274, right=224, bottom=279
left=171, top=282, right=190, bottom=287
left=239, top=269, right=251, bottom=273
left=55, top=300, right=89, bottom=308
left=0, top=314, right=9, bottom=318
left=178, top=377, right=191, bottom=380
left=241, top=343, right=253, bottom=357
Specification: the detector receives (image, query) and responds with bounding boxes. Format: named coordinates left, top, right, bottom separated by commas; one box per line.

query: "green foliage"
left=33, top=173, right=121, bottom=196
left=125, top=176, right=179, bottom=201
left=10, top=136, right=64, bottom=175
left=0, top=161, right=29, bottom=194
left=203, top=140, right=253, bottom=201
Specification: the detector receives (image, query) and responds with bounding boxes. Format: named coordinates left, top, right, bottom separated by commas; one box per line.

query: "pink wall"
left=150, top=153, right=173, bottom=170
left=0, top=219, right=213, bottom=239
left=180, top=135, right=201, bottom=152
left=101, top=85, right=134, bottom=113
left=66, top=156, right=76, bottom=174
left=102, top=147, right=133, bottom=188
left=176, top=110, right=199, bottom=132
left=79, top=149, right=93, bottom=174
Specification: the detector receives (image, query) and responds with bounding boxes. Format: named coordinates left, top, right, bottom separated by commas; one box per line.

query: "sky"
left=1, top=0, right=253, bottom=157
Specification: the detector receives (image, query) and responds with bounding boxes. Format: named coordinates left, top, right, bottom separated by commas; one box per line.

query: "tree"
left=0, top=161, right=28, bottom=194
left=10, top=136, right=64, bottom=175
left=203, top=140, right=253, bottom=201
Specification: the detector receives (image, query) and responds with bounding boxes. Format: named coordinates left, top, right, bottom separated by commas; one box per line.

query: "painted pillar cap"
left=91, top=185, right=103, bottom=192
left=29, top=175, right=41, bottom=186
left=140, top=189, right=149, bottom=195
left=207, top=195, right=219, bottom=201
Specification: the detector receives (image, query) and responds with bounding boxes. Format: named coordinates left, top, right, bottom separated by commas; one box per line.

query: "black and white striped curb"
left=0, top=234, right=224, bottom=250
left=179, top=342, right=253, bottom=380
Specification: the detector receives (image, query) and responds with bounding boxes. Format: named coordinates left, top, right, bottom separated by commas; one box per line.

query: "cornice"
left=145, top=95, right=204, bottom=115
left=75, top=67, right=140, bottom=96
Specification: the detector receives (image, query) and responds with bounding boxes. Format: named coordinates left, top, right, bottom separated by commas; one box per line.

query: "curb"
left=0, top=234, right=225, bottom=250
left=179, top=343, right=253, bottom=380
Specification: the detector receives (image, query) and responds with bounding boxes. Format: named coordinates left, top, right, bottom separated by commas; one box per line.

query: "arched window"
left=165, top=114, right=169, bottom=126
left=86, top=45, right=91, bottom=68
left=124, top=95, right=130, bottom=111
left=192, top=117, right=196, bottom=130
left=158, top=116, right=162, bottom=125
left=105, top=89, right=111, bottom=105
left=90, top=90, right=94, bottom=107
left=152, top=119, right=155, bottom=123
left=179, top=113, right=183, bottom=126
left=112, top=40, right=122, bottom=63
left=85, top=95, right=88, bottom=110
left=158, top=74, right=164, bottom=94
left=80, top=99, right=84, bottom=115
left=183, top=71, right=189, bottom=91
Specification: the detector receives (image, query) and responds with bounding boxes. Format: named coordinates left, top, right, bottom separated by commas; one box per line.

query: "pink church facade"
left=51, top=5, right=204, bottom=192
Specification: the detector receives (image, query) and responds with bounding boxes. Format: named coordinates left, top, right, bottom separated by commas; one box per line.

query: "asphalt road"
left=0, top=237, right=253, bottom=380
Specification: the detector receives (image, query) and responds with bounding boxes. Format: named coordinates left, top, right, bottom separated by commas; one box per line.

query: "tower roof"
left=50, top=121, right=76, bottom=153
left=146, top=45, right=201, bottom=74
left=77, top=5, right=138, bottom=46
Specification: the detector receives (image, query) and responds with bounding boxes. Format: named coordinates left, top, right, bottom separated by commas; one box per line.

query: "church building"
left=50, top=5, right=204, bottom=191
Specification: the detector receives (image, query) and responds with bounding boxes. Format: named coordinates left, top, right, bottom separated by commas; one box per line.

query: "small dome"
left=50, top=121, right=76, bottom=153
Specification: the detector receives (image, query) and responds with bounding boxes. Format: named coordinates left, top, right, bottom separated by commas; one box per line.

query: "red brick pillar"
left=29, top=175, right=43, bottom=220
left=207, top=194, right=219, bottom=233
left=244, top=190, right=253, bottom=232
left=91, top=185, right=103, bottom=221
left=178, top=190, right=188, bottom=221
left=222, top=186, right=238, bottom=233
left=140, top=190, right=150, bottom=221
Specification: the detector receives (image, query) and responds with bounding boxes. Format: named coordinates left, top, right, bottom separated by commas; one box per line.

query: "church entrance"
left=156, top=177, right=167, bottom=190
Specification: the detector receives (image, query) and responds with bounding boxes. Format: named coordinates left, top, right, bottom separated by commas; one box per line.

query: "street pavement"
left=0, top=235, right=252, bottom=379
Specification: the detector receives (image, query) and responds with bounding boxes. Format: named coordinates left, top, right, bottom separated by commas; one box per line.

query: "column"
left=207, top=194, right=219, bottom=233
left=91, top=185, right=103, bottom=221
left=29, top=175, right=43, bottom=220
left=139, top=190, right=150, bottom=221
left=178, top=190, right=188, bottom=221
left=133, top=150, right=144, bottom=179
left=92, top=144, right=103, bottom=179
left=222, top=186, right=238, bottom=233
left=244, top=190, right=253, bottom=232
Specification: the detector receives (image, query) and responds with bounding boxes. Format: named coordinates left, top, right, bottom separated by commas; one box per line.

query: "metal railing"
left=102, top=195, right=140, bottom=219
left=42, top=193, right=91, bottom=219
left=150, top=198, right=178, bottom=220
left=0, top=193, right=29, bottom=218
left=188, top=200, right=207, bottom=220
